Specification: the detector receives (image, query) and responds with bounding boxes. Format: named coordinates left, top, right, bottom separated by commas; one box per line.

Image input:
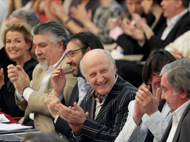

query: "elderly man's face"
left=161, top=0, right=179, bottom=19
left=161, top=72, right=180, bottom=112
left=84, top=54, right=116, bottom=96
left=34, top=34, right=62, bottom=70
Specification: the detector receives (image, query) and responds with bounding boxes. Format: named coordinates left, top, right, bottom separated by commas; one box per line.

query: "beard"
left=37, top=55, right=49, bottom=71
left=70, top=63, right=82, bottom=77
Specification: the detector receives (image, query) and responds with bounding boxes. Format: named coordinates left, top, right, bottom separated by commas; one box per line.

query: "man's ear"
left=85, top=47, right=91, bottom=53
left=180, top=90, right=188, bottom=99
left=175, top=0, right=182, bottom=9
left=58, top=41, right=64, bottom=50
left=113, top=62, right=117, bottom=73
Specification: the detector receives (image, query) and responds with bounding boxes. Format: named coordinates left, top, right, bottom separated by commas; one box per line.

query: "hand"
left=133, top=99, right=144, bottom=126
left=49, top=2, right=68, bottom=19
left=135, top=86, right=160, bottom=116
left=51, top=65, right=66, bottom=97
left=45, top=95, right=61, bottom=118
left=133, top=13, right=146, bottom=31
left=55, top=102, right=88, bottom=134
left=70, top=3, right=91, bottom=23
left=7, top=64, right=30, bottom=94
left=169, top=48, right=184, bottom=59
left=108, top=17, right=119, bottom=30
left=0, top=68, right=5, bottom=88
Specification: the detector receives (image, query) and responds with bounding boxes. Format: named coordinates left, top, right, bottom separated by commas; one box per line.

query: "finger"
left=73, top=102, right=83, bottom=112
left=85, top=112, right=89, bottom=118
left=0, top=68, right=3, bottom=74
left=156, top=88, right=162, bottom=100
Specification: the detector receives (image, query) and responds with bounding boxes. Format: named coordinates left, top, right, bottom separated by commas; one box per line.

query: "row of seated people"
left=1, top=19, right=190, bottom=142
left=0, top=1, right=190, bottom=142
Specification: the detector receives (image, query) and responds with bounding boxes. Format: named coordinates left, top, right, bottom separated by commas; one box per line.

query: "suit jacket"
left=143, top=11, right=190, bottom=60
left=55, top=82, right=79, bottom=137
left=161, top=104, right=190, bottom=142
left=79, top=76, right=137, bottom=142
left=16, top=56, right=77, bottom=132
left=56, top=75, right=136, bottom=141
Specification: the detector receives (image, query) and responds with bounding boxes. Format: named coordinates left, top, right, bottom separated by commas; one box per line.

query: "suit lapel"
left=68, top=82, right=79, bottom=106
left=95, top=76, right=126, bottom=122
left=161, top=118, right=172, bottom=142
left=172, top=104, right=190, bottom=142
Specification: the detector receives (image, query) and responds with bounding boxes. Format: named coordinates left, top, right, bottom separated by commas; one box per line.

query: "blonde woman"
left=0, top=22, right=37, bottom=117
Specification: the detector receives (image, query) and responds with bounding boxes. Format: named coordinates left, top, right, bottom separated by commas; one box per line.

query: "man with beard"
left=45, top=32, right=104, bottom=136
left=7, top=21, right=76, bottom=132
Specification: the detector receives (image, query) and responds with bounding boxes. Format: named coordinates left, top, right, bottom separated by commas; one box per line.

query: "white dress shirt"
left=115, top=100, right=171, bottom=142
left=161, top=9, right=188, bottom=40
left=166, top=100, right=190, bottom=142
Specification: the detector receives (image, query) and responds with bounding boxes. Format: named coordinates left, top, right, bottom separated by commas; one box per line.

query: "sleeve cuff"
left=23, top=87, right=34, bottom=102
left=109, top=26, right=124, bottom=41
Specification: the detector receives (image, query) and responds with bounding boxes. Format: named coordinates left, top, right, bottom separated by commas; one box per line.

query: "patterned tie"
left=92, top=90, right=104, bottom=103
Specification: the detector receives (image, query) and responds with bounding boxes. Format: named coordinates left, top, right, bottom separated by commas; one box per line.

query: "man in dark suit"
left=45, top=32, right=104, bottom=134
left=116, top=0, right=190, bottom=88
left=55, top=49, right=137, bottom=141
left=159, top=59, right=190, bottom=142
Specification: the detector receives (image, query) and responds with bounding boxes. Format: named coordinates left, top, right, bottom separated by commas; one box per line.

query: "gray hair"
left=31, top=20, right=70, bottom=45
left=160, top=59, right=190, bottom=97
left=80, top=50, right=115, bottom=77
left=10, top=9, right=40, bottom=27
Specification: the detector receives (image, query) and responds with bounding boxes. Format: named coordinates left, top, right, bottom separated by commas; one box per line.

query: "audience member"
left=0, top=22, right=37, bottom=117
left=165, top=30, right=190, bottom=59
left=0, top=0, right=8, bottom=26
left=23, top=132, right=69, bottom=142
left=55, top=49, right=137, bottom=141
left=159, top=59, right=190, bottom=142
left=108, top=0, right=156, bottom=55
left=115, top=50, right=176, bottom=142
left=45, top=32, right=104, bottom=137
left=43, top=0, right=100, bottom=34
left=70, top=0, right=124, bottom=44
left=0, top=9, right=40, bottom=84
left=116, top=0, right=190, bottom=88
left=7, top=21, right=76, bottom=132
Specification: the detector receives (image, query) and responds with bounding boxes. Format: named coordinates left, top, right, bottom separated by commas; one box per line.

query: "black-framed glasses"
left=65, top=48, right=86, bottom=58
left=151, top=72, right=161, bottom=78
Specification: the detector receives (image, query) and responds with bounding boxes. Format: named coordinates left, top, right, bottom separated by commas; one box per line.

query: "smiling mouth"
left=97, top=80, right=108, bottom=86
left=9, top=50, right=17, bottom=54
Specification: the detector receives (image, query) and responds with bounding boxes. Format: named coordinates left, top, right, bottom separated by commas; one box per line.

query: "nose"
left=10, top=41, right=15, bottom=48
left=161, top=0, right=164, bottom=7
left=66, top=56, right=72, bottom=64
left=131, top=4, right=137, bottom=13
left=35, top=46, right=41, bottom=56
left=161, top=90, right=165, bottom=99
left=96, top=74, right=104, bottom=83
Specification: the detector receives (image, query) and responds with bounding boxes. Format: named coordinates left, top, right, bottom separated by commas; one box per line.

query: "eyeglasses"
left=65, top=48, right=86, bottom=58
left=151, top=72, right=161, bottom=78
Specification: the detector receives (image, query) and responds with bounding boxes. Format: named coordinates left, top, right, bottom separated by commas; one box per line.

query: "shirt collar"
left=92, top=74, right=118, bottom=103
left=167, top=9, right=188, bottom=27
left=46, top=52, right=65, bottom=72
left=172, top=99, right=190, bottom=124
